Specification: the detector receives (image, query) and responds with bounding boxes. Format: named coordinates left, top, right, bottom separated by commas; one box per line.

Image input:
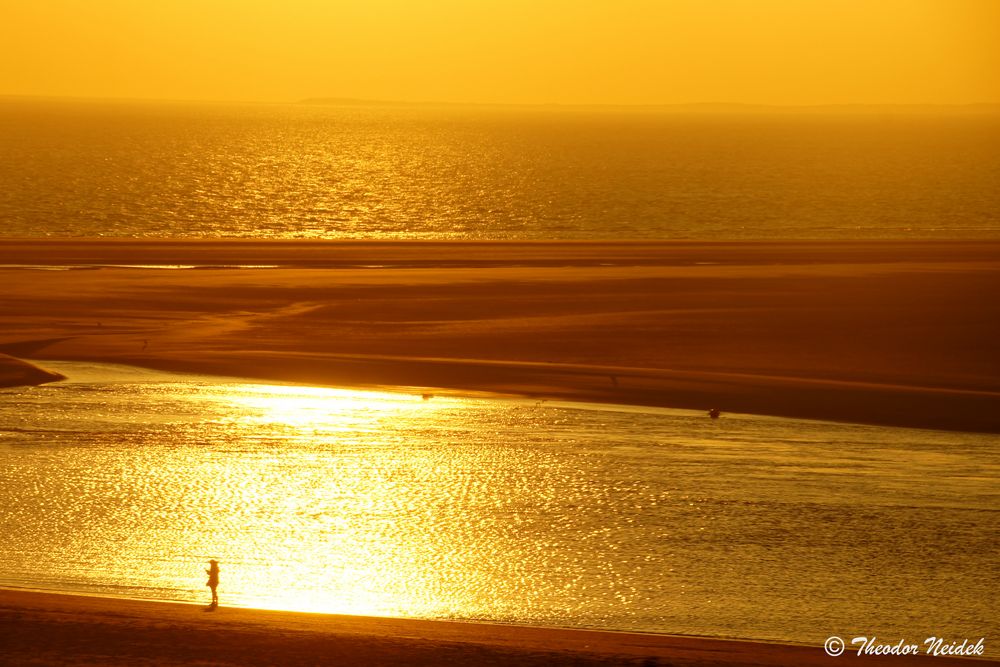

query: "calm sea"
left=1, top=362, right=997, bottom=650
left=1, top=99, right=998, bottom=239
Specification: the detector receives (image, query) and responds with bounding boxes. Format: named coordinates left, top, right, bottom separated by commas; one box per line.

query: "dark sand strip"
left=1, top=590, right=991, bottom=666
left=3, top=238, right=1000, bottom=268
left=95, top=350, right=1000, bottom=433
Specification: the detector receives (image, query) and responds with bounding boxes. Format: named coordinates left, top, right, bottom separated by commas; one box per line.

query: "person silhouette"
left=205, top=559, right=220, bottom=609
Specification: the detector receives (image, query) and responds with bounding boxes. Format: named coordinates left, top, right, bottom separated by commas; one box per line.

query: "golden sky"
left=2, top=0, right=998, bottom=105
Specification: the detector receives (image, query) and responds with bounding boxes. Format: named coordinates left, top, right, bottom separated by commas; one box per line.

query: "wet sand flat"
left=1, top=239, right=998, bottom=432
left=0, top=590, right=990, bottom=667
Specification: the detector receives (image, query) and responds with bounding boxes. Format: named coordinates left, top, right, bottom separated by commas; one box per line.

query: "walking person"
left=205, top=559, right=220, bottom=609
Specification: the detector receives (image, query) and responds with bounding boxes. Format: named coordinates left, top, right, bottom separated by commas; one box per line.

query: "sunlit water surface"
left=1, top=362, right=997, bottom=648
left=2, top=100, right=999, bottom=239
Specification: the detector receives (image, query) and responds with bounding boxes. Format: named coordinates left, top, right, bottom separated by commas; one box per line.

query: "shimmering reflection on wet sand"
left=0, top=362, right=997, bottom=645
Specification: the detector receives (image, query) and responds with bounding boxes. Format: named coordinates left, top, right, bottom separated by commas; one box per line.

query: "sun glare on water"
left=223, top=383, right=444, bottom=430
left=189, top=382, right=471, bottom=617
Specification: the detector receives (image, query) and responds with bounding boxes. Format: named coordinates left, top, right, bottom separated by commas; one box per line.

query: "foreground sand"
left=2, top=239, right=999, bottom=432
left=1, top=590, right=991, bottom=666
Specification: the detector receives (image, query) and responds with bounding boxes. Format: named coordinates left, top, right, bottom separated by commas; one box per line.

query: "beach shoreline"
left=2, top=589, right=992, bottom=666
left=2, top=239, right=999, bottom=432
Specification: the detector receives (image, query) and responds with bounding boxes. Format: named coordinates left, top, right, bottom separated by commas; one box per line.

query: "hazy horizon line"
left=3, top=92, right=1000, bottom=113
left=300, top=97, right=1000, bottom=114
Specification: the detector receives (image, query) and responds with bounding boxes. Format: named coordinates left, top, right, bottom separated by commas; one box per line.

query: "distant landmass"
left=298, top=97, right=417, bottom=107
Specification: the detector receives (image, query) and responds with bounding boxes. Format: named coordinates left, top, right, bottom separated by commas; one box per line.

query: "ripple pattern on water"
left=0, top=361, right=997, bottom=648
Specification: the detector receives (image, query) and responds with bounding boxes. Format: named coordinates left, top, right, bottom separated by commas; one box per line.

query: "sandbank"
left=0, top=352, right=64, bottom=388
left=1, top=239, right=998, bottom=432
left=1, top=590, right=991, bottom=666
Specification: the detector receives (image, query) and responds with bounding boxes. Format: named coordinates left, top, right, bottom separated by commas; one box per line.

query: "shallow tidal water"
left=0, top=361, right=997, bottom=649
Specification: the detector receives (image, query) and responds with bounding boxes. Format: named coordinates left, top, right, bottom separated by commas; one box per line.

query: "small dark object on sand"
left=708, top=408, right=721, bottom=419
